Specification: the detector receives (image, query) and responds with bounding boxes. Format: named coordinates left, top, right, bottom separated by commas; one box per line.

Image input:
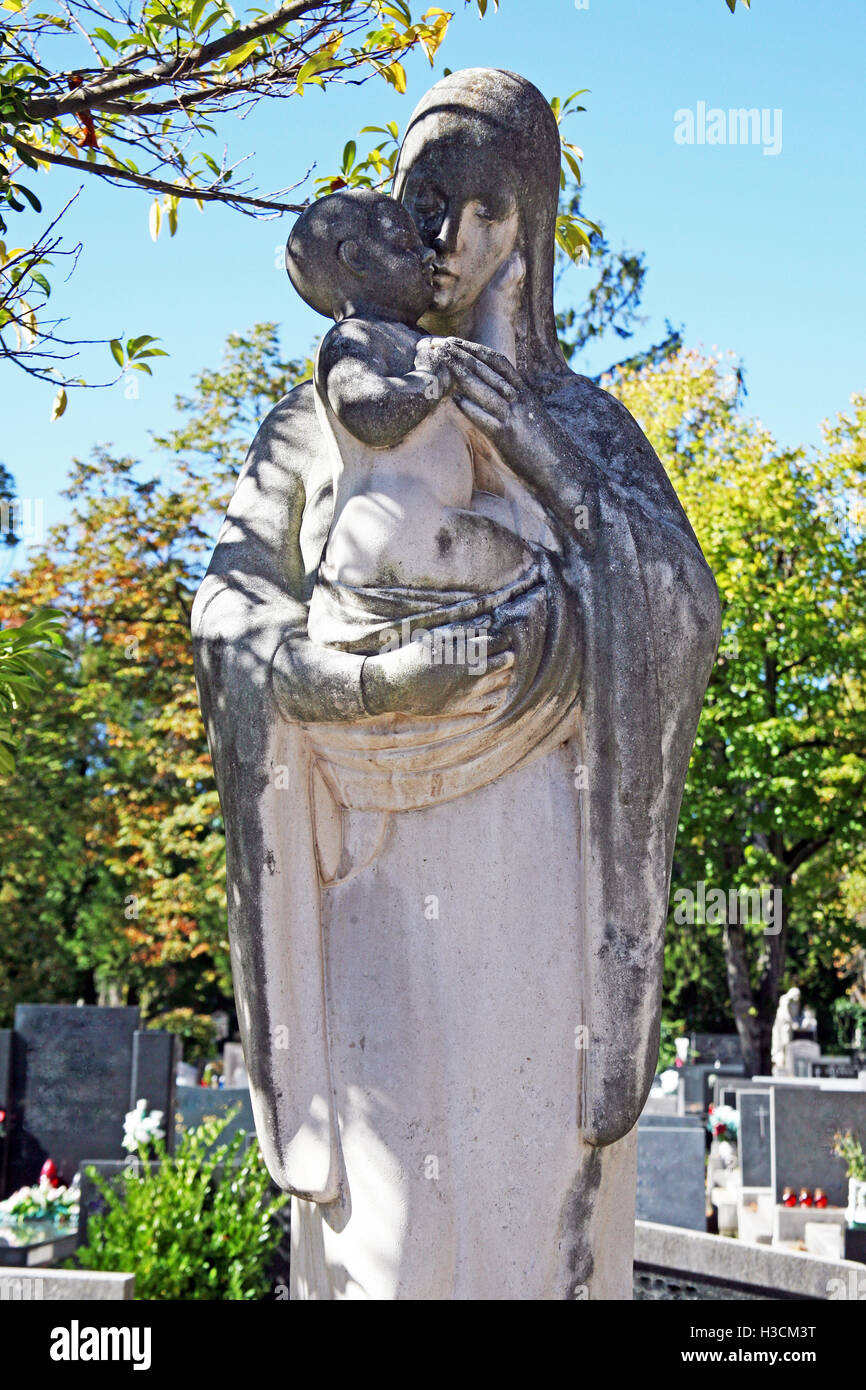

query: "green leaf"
left=50, top=386, right=67, bottom=420
left=92, top=27, right=119, bottom=49
left=223, top=38, right=261, bottom=71
left=110, top=339, right=125, bottom=367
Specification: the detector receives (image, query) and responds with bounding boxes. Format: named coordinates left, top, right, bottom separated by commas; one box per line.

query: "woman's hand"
left=442, top=337, right=536, bottom=463
left=441, top=338, right=598, bottom=542
left=361, top=620, right=515, bottom=718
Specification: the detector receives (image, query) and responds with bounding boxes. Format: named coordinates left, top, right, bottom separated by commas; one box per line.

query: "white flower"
left=659, top=1068, right=680, bottom=1095
left=122, top=1099, right=166, bottom=1152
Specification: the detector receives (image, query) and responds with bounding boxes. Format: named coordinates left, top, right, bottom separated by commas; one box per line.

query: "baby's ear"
left=337, top=239, right=367, bottom=279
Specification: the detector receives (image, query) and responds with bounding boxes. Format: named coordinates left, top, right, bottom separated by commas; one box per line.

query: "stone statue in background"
left=192, top=68, right=721, bottom=1300
left=772, top=986, right=802, bottom=1075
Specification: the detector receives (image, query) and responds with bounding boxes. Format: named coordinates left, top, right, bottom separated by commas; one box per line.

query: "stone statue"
left=772, top=986, right=802, bottom=1075
left=192, top=68, right=721, bottom=1300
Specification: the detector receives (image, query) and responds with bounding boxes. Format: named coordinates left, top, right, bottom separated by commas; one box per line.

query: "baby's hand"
left=413, top=336, right=459, bottom=400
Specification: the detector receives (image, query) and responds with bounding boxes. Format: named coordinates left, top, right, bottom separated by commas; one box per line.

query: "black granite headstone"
left=636, top=1119, right=707, bottom=1230
left=8, top=1005, right=140, bottom=1190
left=4, top=1005, right=175, bottom=1194
left=0, top=1029, right=11, bottom=1197
left=131, top=1030, right=178, bottom=1155
left=772, top=1087, right=866, bottom=1207
left=737, top=1089, right=773, bottom=1188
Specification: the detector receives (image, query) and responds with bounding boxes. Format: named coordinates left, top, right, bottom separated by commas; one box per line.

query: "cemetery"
left=1, top=0, right=864, bottom=1318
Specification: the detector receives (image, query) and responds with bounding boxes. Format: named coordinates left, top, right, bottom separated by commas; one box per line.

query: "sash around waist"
left=304, top=548, right=582, bottom=814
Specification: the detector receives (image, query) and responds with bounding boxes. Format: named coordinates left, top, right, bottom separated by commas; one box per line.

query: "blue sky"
left=2, top=0, right=865, bottom=553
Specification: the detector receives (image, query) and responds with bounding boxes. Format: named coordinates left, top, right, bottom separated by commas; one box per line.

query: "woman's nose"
left=432, top=211, right=458, bottom=255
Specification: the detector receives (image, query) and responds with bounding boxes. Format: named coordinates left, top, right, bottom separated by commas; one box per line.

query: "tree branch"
left=24, top=0, right=329, bottom=119
left=10, top=139, right=304, bottom=213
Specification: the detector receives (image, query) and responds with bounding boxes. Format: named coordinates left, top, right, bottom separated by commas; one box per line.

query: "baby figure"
left=285, top=189, right=535, bottom=655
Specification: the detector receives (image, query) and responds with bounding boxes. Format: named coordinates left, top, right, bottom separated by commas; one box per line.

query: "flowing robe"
left=192, top=367, right=720, bottom=1299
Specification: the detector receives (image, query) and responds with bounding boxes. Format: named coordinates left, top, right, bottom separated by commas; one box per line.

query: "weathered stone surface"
left=192, top=67, right=720, bottom=1300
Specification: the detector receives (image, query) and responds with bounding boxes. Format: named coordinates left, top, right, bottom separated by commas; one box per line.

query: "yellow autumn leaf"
left=386, top=61, right=407, bottom=93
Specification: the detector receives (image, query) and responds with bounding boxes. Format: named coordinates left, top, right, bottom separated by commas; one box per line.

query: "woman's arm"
left=438, top=340, right=601, bottom=544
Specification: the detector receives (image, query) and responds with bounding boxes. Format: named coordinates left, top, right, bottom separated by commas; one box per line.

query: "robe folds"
left=192, top=359, right=720, bottom=1297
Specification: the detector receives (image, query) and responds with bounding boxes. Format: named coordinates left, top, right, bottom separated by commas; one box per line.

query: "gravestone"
left=784, top=1039, right=821, bottom=1076
left=222, top=1042, right=248, bottom=1089
left=712, top=1072, right=750, bottom=1110
left=3, top=1005, right=175, bottom=1194
left=797, top=1056, right=861, bottom=1080
left=131, top=1030, right=179, bottom=1116
left=636, top=1117, right=706, bottom=1231
left=772, top=1086, right=866, bottom=1208
left=677, top=1064, right=715, bottom=1115
left=176, top=1086, right=254, bottom=1142
left=642, top=1092, right=678, bottom=1117
left=0, top=1029, right=11, bottom=1198
left=691, top=1033, right=743, bottom=1067
left=737, top=1089, right=773, bottom=1188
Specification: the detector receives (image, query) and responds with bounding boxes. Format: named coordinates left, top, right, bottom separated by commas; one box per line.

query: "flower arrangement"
left=833, top=1132, right=866, bottom=1229
left=122, top=1098, right=166, bottom=1153
left=833, top=1131, right=866, bottom=1181
left=707, top=1103, right=738, bottom=1143
left=0, top=1170, right=80, bottom=1225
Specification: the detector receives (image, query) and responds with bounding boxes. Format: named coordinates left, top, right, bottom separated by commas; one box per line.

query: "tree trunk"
left=724, top=881, right=788, bottom=1076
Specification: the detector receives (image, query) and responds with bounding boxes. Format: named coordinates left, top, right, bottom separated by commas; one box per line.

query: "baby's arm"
left=319, top=323, right=454, bottom=448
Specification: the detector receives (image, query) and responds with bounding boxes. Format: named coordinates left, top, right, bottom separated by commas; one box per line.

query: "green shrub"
left=834, top=1131, right=866, bottom=1182
left=657, top=1017, right=687, bottom=1072
left=146, top=1008, right=218, bottom=1066
left=70, top=1110, right=288, bottom=1299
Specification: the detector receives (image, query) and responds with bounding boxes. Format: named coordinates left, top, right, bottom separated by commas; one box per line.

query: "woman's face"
left=400, top=155, right=519, bottom=320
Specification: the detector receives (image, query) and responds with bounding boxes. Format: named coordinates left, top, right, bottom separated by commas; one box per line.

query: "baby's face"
left=358, top=201, right=435, bottom=323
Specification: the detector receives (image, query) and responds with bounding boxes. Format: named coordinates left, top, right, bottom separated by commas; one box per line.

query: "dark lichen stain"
left=558, top=1147, right=602, bottom=1298
left=264, top=849, right=277, bottom=876
left=435, top=526, right=453, bottom=556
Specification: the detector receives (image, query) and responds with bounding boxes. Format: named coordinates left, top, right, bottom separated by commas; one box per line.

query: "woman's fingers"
left=453, top=392, right=506, bottom=437
left=427, top=622, right=512, bottom=657
left=453, top=339, right=524, bottom=392
left=446, top=344, right=517, bottom=400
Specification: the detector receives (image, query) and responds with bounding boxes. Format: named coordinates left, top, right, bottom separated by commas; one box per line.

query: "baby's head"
left=286, top=189, right=434, bottom=325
